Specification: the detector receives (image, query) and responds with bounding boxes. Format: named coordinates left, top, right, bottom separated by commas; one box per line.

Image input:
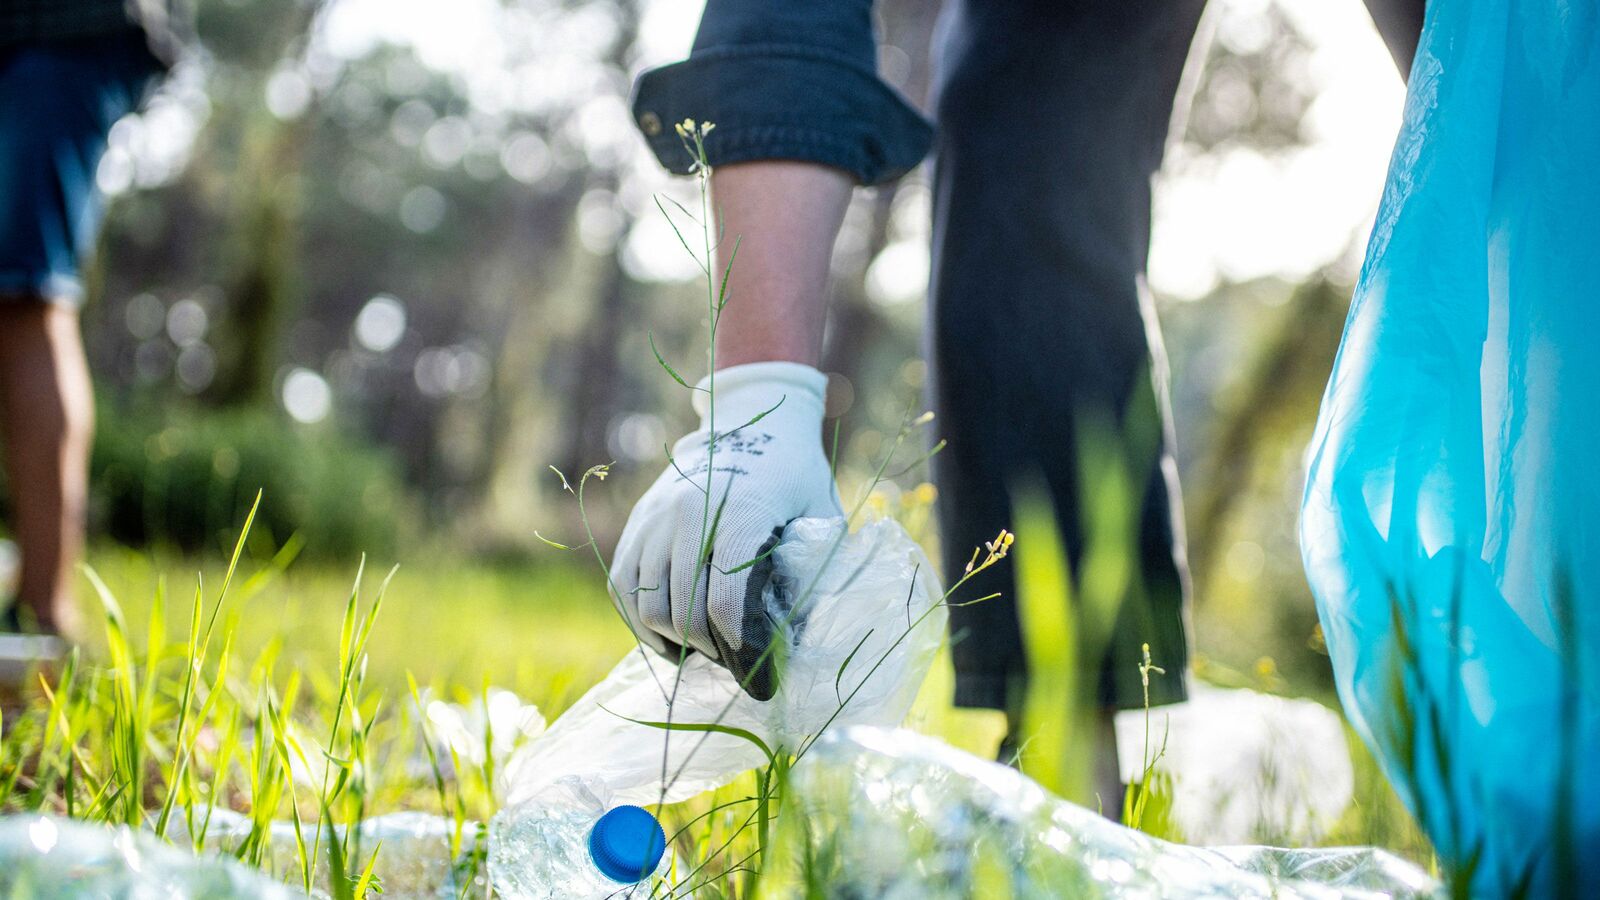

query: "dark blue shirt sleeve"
left=630, top=0, right=934, bottom=185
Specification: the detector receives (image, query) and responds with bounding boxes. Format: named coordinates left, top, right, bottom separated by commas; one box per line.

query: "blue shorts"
left=0, top=32, right=160, bottom=306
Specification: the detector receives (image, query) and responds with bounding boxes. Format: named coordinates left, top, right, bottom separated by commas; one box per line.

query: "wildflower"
left=984, top=528, right=1014, bottom=559
left=674, top=118, right=713, bottom=140
left=1138, top=642, right=1166, bottom=691
left=966, top=528, right=1015, bottom=576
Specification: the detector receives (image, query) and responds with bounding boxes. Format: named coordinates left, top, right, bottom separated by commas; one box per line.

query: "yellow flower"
left=983, top=529, right=1014, bottom=562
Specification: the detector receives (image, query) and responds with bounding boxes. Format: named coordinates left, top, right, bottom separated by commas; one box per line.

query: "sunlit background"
left=44, top=0, right=1411, bottom=695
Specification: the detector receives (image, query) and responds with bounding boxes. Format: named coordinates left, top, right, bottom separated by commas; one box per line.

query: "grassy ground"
left=0, top=529, right=1437, bottom=897
left=81, top=542, right=635, bottom=718
left=78, top=539, right=1013, bottom=758
left=0, top=535, right=1004, bottom=890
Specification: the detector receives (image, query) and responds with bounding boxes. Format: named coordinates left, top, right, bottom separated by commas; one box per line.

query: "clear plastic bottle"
left=489, top=517, right=946, bottom=900
left=489, top=778, right=674, bottom=900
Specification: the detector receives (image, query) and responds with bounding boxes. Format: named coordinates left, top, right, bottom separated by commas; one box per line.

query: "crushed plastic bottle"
left=763, top=726, right=1439, bottom=900
left=489, top=777, right=677, bottom=899
left=414, top=685, right=547, bottom=777
left=0, top=815, right=302, bottom=898
left=490, top=516, right=945, bottom=899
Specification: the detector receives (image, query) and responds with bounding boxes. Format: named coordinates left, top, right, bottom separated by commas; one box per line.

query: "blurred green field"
left=82, top=542, right=631, bottom=714
left=78, top=536, right=1017, bottom=760
left=73, top=535, right=1426, bottom=847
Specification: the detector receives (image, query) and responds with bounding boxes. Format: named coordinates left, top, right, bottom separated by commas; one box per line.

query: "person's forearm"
left=710, top=161, right=854, bottom=370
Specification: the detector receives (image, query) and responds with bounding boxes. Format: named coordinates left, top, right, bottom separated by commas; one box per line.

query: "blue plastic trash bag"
left=1301, top=0, right=1600, bottom=894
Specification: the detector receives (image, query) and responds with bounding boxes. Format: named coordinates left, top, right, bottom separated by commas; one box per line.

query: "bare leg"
left=0, top=302, right=93, bottom=639
left=709, top=161, right=854, bottom=370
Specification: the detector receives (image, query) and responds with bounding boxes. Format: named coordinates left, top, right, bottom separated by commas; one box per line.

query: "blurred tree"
left=192, top=0, right=326, bottom=405
left=88, top=0, right=690, bottom=550
left=1154, top=2, right=1364, bottom=690
left=1186, top=273, right=1348, bottom=582
left=1181, top=1, right=1317, bottom=154
left=554, top=0, right=643, bottom=481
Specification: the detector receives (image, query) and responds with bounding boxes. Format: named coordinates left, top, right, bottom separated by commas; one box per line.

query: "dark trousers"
left=934, top=0, right=1423, bottom=712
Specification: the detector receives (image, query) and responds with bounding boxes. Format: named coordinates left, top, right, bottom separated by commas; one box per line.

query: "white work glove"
left=610, top=361, right=842, bottom=699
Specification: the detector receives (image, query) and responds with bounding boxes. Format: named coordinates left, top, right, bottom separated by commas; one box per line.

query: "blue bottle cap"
left=588, top=805, right=667, bottom=883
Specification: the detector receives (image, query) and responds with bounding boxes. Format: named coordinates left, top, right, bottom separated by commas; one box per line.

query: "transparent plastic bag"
left=0, top=815, right=303, bottom=898
left=1300, top=1, right=1600, bottom=892
left=3, top=810, right=477, bottom=898
left=762, top=727, right=1438, bottom=900
left=490, top=516, right=945, bottom=896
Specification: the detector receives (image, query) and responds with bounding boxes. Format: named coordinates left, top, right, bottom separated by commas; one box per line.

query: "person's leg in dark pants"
left=926, top=0, right=1208, bottom=816
left=927, top=0, right=1427, bottom=816
left=1362, top=0, right=1427, bottom=77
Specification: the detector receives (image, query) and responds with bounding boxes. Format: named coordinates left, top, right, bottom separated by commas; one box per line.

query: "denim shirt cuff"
left=631, top=44, right=934, bottom=186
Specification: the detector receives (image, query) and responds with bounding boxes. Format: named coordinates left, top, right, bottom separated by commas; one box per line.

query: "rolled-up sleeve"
left=631, top=0, right=934, bottom=185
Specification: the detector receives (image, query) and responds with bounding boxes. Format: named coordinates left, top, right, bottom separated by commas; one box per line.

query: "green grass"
left=0, top=529, right=999, bottom=895
left=0, top=517, right=636, bottom=891
left=78, top=540, right=630, bottom=713
left=0, top=514, right=1437, bottom=898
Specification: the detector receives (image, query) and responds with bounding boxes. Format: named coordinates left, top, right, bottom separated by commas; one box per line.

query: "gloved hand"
left=611, top=361, right=841, bottom=700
